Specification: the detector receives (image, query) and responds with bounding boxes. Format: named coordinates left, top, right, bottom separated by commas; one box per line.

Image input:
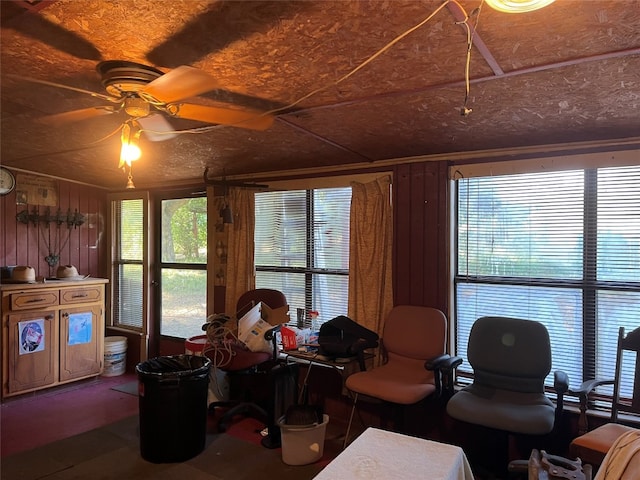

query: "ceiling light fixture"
left=485, top=0, right=556, bottom=13
left=119, top=121, right=141, bottom=189
left=119, top=122, right=141, bottom=167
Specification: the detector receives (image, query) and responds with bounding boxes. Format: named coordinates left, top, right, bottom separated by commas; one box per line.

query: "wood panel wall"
left=0, top=170, right=108, bottom=280
left=393, top=161, right=449, bottom=315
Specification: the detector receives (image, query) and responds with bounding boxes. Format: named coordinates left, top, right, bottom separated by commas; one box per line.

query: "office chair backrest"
left=468, top=316, right=551, bottom=394
left=382, top=305, right=446, bottom=360
left=612, top=326, right=640, bottom=422
left=236, top=288, right=287, bottom=318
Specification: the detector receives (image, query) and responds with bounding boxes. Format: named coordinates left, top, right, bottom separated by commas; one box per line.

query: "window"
left=159, top=196, right=207, bottom=339
left=454, top=165, right=640, bottom=399
left=110, top=196, right=147, bottom=331
left=254, top=188, right=351, bottom=327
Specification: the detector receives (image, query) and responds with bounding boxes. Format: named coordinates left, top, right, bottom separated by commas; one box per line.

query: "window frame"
left=254, top=187, right=351, bottom=328
left=107, top=191, right=150, bottom=335
left=450, top=156, right=640, bottom=405
left=153, top=190, right=208, bottom=340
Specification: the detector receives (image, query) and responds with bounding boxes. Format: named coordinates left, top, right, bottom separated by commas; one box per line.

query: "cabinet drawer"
left=11, top=291, right=60, bottom=310
left=60, top=287, right=102, bottom=305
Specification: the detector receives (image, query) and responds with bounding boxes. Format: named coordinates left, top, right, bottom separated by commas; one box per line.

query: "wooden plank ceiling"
left=1, top=0, right=639, bottom=189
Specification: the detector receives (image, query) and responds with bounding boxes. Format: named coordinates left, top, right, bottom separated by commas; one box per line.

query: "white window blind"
left=455, top=165, right=640, bottom=399
left=255, top=188, right=351, bottom=327
left=114, top=199, right=144, bottom=329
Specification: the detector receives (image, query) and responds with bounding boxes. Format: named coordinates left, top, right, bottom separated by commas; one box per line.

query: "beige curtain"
left=347, top=175, right=393, bottom=338
left=224, top=187, right=255, bottom=315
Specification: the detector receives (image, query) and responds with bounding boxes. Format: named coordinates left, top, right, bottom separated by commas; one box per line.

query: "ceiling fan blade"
left=3, top=5, right=103, bottom=61
left=141, top=66, right=220, bottom=104
left=168, top=103, right=274, bottom=131
left=146, top=1, right=311, bottom=68
left=37, top=106, right=118, bottom=126
left=137, top=114, right=178, bottom=142
left=5, top=74, right=119, bottom=103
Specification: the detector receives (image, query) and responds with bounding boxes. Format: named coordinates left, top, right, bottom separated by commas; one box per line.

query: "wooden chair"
left=569, top=326, right=640, bottom=469
left=343, top=305, right=461, bottom=447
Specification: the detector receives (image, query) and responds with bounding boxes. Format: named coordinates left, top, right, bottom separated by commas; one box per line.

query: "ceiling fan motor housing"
left=97, top=60, right=164, bottom=97
left=123, top=96, right=151, bottom=117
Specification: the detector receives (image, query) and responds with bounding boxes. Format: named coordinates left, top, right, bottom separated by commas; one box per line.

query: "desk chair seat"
left=448, top=385, right=557, bottom=435
left=571, top=423, right=637, bottom=468
left=346, top=353, right=439, bottom=405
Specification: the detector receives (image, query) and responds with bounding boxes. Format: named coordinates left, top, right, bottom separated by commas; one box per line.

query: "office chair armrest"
left=569, top=377, right=615, bottom=400
left=424, top=354, right=463, bottom=398
left=424, top=354, right=463, bottom=373
left=553, top=370, right=571, bottom=426
left=554, top=370, right=570, bottom=395
left=569, top=377, right=615, bottom=434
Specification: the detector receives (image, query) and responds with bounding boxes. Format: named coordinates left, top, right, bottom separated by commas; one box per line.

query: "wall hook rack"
left=16, top=207, right=85, bottom=229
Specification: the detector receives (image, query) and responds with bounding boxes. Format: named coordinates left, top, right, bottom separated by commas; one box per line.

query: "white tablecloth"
left=313, top=427, right=475, bottom=480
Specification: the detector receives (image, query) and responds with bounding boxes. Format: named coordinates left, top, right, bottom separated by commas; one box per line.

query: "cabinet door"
left=59, top=305, right=102, bottom=381
left=7, top=311, right=57, bottom=394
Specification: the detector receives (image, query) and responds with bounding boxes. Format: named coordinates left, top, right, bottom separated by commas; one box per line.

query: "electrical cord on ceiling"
left=263, top=0, right=453, bottom=116
left=141, top=0, right=478, bottom=138
left=457, top=1, right=484, bottom=116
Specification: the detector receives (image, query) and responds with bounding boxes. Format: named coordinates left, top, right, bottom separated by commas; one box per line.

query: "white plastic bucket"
left=103, top=336, right=127, bottom=377
left=278, top=414, right=329, bottom=465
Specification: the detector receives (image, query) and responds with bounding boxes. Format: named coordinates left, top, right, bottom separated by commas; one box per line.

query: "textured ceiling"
left=1, top=0, right=639, bottom=189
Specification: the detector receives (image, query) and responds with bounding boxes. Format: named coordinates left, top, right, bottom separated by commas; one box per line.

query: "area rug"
left=1, top=415, right=329, bottom=480
left=110, top=380, right=138, bottom=396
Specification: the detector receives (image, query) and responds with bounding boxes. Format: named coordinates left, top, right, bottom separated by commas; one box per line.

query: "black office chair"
left=446, top=316, right=569, bottom=476
left=206, top=288, right=297, bottom=448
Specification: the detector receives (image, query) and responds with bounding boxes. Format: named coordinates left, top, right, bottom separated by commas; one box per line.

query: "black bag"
left=318, top=316, right=379, bottom=358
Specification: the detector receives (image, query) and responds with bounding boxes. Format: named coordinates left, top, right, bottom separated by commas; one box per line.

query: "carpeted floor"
left=1, top=414, right=339, bottom=480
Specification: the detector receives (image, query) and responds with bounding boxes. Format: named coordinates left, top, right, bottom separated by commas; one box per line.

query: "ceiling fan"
left=14, top=60, right=275, bottom=138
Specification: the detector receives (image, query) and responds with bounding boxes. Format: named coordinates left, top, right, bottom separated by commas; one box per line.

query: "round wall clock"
left=0, top=167, right=16, bottom=196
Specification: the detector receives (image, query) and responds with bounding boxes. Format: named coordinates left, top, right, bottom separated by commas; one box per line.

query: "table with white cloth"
left=312, top=427, right=475, bottom=480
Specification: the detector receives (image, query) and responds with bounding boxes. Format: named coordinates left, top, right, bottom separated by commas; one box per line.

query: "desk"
left=312, top=427, right=475, bottom=480
left=279, top=350, right=374, bottom=395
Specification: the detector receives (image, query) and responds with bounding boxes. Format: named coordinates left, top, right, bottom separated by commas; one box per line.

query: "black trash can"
left=136, top=354, right=211, bottom=463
